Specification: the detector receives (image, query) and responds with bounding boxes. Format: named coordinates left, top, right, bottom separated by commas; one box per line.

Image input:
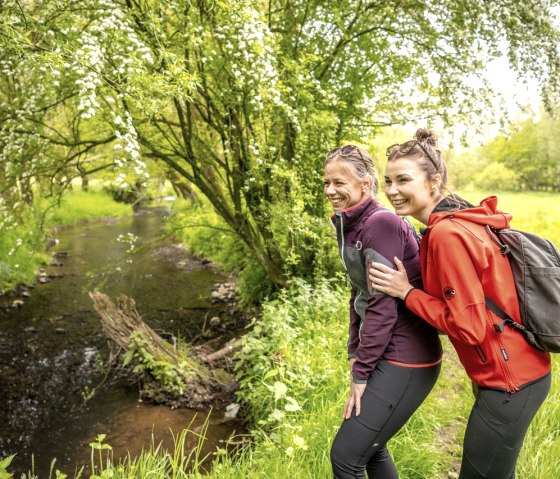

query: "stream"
left=0, top=205, right=245, bottom=476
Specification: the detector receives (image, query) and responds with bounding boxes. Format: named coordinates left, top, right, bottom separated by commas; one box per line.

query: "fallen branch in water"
left=89, top=291, right=238, bottom=409
left=202, top=337, right=243, bottom=363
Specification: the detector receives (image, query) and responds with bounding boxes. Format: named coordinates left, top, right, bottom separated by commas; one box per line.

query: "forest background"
left=1, top=1, right=560, bottom=478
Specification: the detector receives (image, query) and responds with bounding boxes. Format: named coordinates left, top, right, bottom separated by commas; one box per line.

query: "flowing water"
left=0, top=206, right=245, bottom=476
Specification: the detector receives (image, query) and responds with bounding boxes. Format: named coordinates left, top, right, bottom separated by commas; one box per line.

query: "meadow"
left=3, top=190, right=559, bottom=479
left=0, top=190, right=132, bottom=295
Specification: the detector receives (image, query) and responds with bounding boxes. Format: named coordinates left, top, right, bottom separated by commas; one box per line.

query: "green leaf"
left=263, top=369, right=279, bottom=379
left=273, top=381, right=288, bottom=401
left=270, top=408, right=284, bottom=421
left=284, top=396, right=301, bottom=411
left=0, top=455, right=15, bottom=469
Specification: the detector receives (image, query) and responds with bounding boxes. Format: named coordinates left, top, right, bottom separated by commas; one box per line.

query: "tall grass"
left=0, top=206, right=49, bottom=293
left=41, top=190, right=132, bottom=228
left=458, top=190, right=560, bottom=245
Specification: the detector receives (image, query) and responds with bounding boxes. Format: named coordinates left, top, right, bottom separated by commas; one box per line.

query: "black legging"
left=330, top=360, right=441, bottom=478
left=459, top=373, right=551, bottom=479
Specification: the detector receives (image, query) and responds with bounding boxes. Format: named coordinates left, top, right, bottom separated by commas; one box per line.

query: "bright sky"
left=467, top=6, right=560, bottom=144
left=432, top=58, right=545, bottom=150
left=485, top=58, right=541, bottom=117
left=441, top=6, right=560, bottom=147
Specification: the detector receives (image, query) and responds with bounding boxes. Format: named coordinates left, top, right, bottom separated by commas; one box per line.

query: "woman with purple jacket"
left=324, top=145, right=442, bottom=479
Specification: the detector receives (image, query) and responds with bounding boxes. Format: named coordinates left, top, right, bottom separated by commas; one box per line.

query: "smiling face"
left=324, top=160, right=371, bottom=211
left=384, top=158, right=443, bottom=224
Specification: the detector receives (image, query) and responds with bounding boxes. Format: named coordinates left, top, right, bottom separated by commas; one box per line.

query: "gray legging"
left=459, top=373, right=551, bottom=479
left=330, top=360, right=441, bottom=479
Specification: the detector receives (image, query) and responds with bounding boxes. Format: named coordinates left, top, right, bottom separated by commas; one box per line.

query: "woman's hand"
left=369, top=257, right=414, bottom=300
left=344, top=381, right=367, bottom=420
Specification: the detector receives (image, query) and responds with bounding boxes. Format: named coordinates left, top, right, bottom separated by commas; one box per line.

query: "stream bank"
left=0, top=206, right=249, bottom=476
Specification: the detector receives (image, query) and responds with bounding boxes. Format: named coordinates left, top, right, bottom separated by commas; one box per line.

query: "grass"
left=0, top=206, right=49, bottom=293
left=0, top=190, right=132, bottom=295
left=41, top=190, right=132, bottom=228
left=4, top=190, right=559, bottom=478
left=457, top=190, right=560, bottom=245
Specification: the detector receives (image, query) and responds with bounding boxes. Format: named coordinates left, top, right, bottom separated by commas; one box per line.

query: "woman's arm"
left=370, top=229, right=488, bottom=346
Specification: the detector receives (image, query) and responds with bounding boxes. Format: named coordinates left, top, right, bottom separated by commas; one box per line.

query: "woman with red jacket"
left=370, top=128, right=551, bottom=479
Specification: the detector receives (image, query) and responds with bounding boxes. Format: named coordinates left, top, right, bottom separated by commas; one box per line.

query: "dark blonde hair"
left=324, top=145, right=379, bottom=195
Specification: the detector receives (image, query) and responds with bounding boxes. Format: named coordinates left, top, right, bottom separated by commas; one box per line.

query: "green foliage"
left=82, top=419, right=215, bottom=479
left=40, top=190, right=132, bottom=227
left=0, top=206, right=49, bottom=293
left=233, top=277, right=348, bottom=430
left=446, top=147, right=489, bottom=191
left=3, top=0, right=560, bottom=287
left=167, top=197, right=341, bottom=303
left=90, top=434, right=113, bottom=479
left=166, top=197, right=276, bottom=303
left=455, top=109, right=560, bottom=191
left=0, top=455, right=15, bottom=479
left=474, top=162, right=520, bottom=191
left=123, top=332, right=192, bottom=398
left=102, top=181, right=148, bottom=206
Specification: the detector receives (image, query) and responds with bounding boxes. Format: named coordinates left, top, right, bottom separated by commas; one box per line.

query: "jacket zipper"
left=355, top=290, right=363, bottom=341
left=493, top=334, right=519, bottom=393
left=336, top=212, right=347, bottom=270
left=337, top=212, right=364, bottom=340
left=474, top=346, right=487, bottom=363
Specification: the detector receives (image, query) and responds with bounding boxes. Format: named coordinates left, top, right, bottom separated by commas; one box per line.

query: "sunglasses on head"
left=326, top=145, right=365, bottom=162
left=386, top=140, right=439, bottom=170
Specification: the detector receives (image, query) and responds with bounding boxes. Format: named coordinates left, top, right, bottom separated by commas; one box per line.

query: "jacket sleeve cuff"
left=348, top=353, right=356, bottom=359
left=352, top=374, right=367, bottom=385
left=403, top=287, right=416, bottom=303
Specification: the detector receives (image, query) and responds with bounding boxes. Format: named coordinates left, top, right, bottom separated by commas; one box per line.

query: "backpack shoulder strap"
left=484, top=225, right=510, bottom=255
left=401, top=216, right=421, bottom=245
left=485, top=295, right=543, bottom=350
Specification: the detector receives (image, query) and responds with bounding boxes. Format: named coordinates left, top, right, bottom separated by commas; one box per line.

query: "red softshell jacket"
left=405, top=196, right=550, bottom=391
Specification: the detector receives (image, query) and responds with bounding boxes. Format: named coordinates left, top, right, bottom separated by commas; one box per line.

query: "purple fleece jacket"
left=331, top=197, right=442, bottom=383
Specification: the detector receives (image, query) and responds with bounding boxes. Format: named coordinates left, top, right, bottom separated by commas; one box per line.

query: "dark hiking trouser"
left=459, top=373, right=551, bottom=479
left=330, top=360, right=441, bottom=478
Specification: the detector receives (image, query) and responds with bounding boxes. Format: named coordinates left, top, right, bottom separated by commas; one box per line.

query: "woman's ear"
left=431, top=173, right=442, bottom=192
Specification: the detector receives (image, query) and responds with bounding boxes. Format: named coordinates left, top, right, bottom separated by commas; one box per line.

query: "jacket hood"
left=429, top=195, right=512, bottom=230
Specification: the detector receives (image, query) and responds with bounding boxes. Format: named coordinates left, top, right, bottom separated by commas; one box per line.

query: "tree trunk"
left=89, top=291, right=236, bottom=409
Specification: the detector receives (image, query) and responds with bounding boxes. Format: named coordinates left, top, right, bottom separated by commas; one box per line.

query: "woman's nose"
left=386, top=183, right=397, bottom=195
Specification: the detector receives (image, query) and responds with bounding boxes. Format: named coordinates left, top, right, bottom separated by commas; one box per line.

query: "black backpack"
left=484, top=226, right=560, bottom=352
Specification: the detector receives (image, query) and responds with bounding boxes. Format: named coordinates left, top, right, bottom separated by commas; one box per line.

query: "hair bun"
left=414, top=128, right=438, bottom=147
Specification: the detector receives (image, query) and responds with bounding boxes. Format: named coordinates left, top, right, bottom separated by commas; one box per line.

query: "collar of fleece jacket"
left=330, top=197, right=379, bottom=231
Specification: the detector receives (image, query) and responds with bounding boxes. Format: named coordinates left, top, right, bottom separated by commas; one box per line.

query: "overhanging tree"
left=2, top=0, right=560, bottom=287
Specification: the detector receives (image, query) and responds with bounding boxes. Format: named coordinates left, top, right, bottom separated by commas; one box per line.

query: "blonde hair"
left=324, top=145, right=379, bottom=195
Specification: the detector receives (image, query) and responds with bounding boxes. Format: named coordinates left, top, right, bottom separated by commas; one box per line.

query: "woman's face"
left=384, top=158, right=442, bottom=224
left=324, top=160, right=370, bottom=211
